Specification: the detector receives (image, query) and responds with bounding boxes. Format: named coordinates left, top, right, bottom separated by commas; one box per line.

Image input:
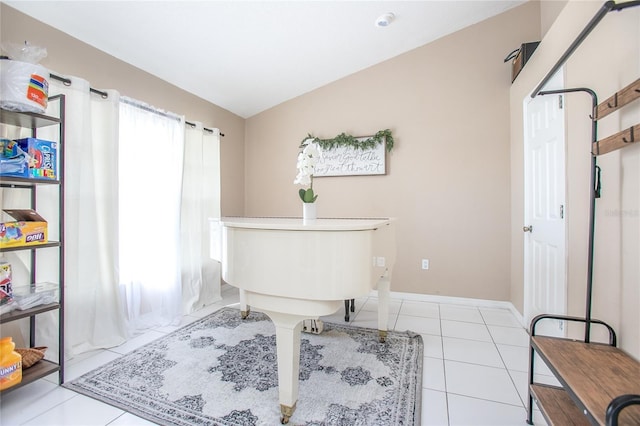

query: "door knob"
left=523, top=225, right=533, bottom=232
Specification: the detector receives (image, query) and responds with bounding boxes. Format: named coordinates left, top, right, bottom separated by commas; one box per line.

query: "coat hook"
left=607, top=92, right=618, bottom=109
left=622, top=126, right=635, bottom=143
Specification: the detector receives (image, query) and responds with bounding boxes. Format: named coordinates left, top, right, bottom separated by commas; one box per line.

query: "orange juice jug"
left=0, top=336, right=22, bottom=390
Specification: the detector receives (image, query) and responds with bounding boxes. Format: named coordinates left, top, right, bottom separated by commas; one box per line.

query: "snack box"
left=0, top=209, right=48, bottom=248
left=0, top=137, right=58, bottom=180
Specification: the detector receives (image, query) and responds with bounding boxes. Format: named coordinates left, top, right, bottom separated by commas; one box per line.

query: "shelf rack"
left=0, top=94, right=66, bottom=394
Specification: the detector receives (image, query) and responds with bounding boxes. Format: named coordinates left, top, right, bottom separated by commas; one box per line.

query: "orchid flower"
left=294, top=139, right=322, bottom=203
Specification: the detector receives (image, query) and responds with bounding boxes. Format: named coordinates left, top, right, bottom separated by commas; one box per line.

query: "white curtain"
left=181, top=123, right=222, bottom=313
left=53, top=78, right=128, bottom=356
left=1, top=77, right=128, bottom=359
left=118, top=98, right=185, bottom=331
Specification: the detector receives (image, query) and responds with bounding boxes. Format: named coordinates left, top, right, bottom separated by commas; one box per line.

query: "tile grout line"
left=480, top=308, right=527, bottom=410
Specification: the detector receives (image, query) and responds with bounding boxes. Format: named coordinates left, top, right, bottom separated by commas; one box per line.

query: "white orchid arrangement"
left=294, top=139, right=323, bottom=203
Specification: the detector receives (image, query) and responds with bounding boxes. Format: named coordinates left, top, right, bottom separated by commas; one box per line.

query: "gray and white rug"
left=65, top=307, right=423, bottom=425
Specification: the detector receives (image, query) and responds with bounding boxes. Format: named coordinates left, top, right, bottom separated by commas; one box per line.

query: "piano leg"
left=377, top=277, right=391, bottom=343
left=239, top=289, right=250, bottom=319
left=238, top=292, right=341, bottom=423
left=261, top=310, right=305, bottom=424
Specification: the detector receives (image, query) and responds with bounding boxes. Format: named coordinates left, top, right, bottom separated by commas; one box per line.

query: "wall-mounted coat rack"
left=592, top=78, right=640, bottom=155
left=526, top=2, right=640, bottom=425
left=594, top=123, right=640, bottom=155
left=594, top=77, right=640, bottom=119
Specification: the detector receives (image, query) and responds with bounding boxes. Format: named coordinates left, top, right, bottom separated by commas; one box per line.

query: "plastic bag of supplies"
left=0, top=42, right=49, bottom=113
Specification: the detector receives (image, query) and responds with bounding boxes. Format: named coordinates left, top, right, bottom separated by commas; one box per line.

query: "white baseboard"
left=368, top=289, right=527, bottom=328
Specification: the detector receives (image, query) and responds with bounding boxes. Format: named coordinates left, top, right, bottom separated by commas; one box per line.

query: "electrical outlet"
left=421, top=259, right=429, bottom=270
left=376, top=257, right=385, bottom=267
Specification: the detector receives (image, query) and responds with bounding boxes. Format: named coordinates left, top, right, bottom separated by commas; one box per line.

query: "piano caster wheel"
left=378, top=330, right=387, bottom=343
left=280, top=403, right=295, bottom=424
left=240, top=308, right=250, bottom=319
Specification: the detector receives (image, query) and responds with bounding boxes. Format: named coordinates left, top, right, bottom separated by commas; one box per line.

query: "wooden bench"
left=527, top=315, right=640, bottom=426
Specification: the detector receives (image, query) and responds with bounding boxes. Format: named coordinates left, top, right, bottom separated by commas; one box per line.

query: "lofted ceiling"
left=4, top=1, right=526, bottom=118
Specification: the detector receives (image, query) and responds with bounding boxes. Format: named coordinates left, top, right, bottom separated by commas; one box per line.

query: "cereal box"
left=0, top=137, right=58, bottom=180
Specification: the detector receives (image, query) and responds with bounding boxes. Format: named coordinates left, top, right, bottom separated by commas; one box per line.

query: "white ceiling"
left=5, top=1, right=526, bottom=118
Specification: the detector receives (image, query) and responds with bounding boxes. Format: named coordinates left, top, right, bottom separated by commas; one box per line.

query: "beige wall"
left=244, top=2, right=541, bottom=301
left=540, top=0, right=568, bottom=37
left=0, top=4, right=246, bottom=216
left=510, top=0, right=640, bottom=358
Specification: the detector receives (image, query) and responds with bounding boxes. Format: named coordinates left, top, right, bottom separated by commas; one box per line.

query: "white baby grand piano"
left=212, top=217, right=396, bottom=423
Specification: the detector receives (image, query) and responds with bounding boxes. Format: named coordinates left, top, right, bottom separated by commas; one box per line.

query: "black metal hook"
left=622, top=126, right=635, bottom=143
left=607, top=92, right=618, bottom=109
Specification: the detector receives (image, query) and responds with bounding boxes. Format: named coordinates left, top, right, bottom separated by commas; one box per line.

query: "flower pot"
left=303, top=202, right=317, bottom=221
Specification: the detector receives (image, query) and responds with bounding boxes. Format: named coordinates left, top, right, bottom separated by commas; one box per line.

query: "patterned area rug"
left=65, top=307, right=423, bottom=425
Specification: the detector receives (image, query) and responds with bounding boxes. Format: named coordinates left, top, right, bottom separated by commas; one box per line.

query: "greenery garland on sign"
left=300, top=129, right=394, bottom=152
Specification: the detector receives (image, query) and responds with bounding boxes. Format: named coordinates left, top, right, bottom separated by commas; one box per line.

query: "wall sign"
left=301, top=130, right=393, bottom=177
left=314, top=136, right=386, bottom=177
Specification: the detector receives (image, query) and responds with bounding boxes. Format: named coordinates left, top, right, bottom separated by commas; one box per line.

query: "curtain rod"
left=48, top=72, right=224, bottom=136
left=532, top=0, right=640, bottom=98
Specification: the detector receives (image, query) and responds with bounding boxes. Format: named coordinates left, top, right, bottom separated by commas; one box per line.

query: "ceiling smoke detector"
left=375, top=12, right=395, bottom=28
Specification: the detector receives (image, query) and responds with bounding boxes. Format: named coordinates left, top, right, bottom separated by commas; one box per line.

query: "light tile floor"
left=1, top=285, right=551, bottom=425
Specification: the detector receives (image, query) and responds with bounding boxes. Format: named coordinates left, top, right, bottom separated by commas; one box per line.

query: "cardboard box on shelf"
left=0, top=209, right=48, bottom=248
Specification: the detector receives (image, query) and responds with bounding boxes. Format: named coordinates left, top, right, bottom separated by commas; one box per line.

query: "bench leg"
left=526, top=346, right=535, bottom=425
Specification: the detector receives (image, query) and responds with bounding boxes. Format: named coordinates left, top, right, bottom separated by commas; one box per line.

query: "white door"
left=523, top=72, right=567, bottom=336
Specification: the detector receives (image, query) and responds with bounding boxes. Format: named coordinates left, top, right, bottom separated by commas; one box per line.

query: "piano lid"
left=218, top=216, right=392, bottom=231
